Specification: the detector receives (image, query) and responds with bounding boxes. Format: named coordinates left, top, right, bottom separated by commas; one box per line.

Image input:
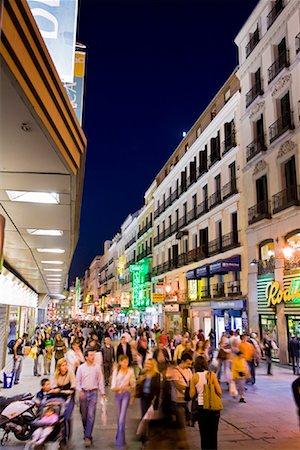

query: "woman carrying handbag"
left=190, top=356, right=222, bottom=450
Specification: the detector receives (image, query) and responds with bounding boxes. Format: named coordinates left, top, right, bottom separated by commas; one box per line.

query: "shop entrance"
left=214, top=310, right=242, bottom=344
left=287, top=316, right=300, bottom=363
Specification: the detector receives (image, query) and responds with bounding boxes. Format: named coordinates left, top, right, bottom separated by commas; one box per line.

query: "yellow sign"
left=152, top=293, right=164, bottom=303
left=266, top=279, right=300, bottom=306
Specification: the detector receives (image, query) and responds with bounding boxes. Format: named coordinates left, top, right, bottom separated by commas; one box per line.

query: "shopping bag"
left=203, top=372, right=223, bottom=411
left=229, top=380, right=238, bottom=397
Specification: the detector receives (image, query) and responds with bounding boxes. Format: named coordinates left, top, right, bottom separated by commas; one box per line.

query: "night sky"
left=69, top=0, right=259, bottom=283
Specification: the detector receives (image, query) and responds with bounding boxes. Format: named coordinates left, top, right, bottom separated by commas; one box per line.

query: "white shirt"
left=76, top=362, right=104, bottom=395
left=195, top=371, right=208, bottom=406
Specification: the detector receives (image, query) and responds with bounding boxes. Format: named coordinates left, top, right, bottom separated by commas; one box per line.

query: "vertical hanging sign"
left=27, top=0, right=78, bottom=83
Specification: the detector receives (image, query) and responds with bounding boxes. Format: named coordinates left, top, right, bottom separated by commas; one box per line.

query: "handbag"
left=203, top=371, right=223, bottom=411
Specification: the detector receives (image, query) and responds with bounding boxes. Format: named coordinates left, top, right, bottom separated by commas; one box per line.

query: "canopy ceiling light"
left=27, top=229, right=63, bottom=236
left=44, top=268, right=63, bottom=272
left=37, top=249, right=65, bottom=253
left=6, top=191, right=59, bottom=204
left=41, top=261, right=64, bottom=265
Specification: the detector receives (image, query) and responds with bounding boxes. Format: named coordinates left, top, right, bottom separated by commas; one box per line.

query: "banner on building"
left=27, top=0, right=78, bottom=83
left=64, top=47, right=86, bottom=124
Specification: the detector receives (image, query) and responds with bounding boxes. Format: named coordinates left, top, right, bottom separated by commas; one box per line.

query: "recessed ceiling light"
left=41, top=261, right=64, bottom=265
left=37, top=249, right=65, bottom=254
left=27, top=229, right=63, bottom=236
left=6, top=191, right=59, bottom=204
left=44, top=268, right=63, bottom=272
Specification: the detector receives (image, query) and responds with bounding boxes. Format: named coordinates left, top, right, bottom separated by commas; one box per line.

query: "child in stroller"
left=25, top=397, right=66, bottom=449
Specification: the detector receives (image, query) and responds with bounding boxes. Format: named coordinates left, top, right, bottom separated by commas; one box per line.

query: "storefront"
left=164, top=303, right=181, bottom=335
left=211, top=299, right=247, bottom=344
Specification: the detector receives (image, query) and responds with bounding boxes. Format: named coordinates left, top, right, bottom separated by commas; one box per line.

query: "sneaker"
left=84, top=438, right=92, bottom=448
left=14, top=381, right=19, bottom=384
left=239, top=398, right=246, bottom=403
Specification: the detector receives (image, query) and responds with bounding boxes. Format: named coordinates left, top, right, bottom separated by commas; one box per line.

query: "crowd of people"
left=9, top=322, right=300, bottom=450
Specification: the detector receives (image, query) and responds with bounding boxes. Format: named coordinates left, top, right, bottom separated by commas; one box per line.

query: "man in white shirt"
left=76, top=348, right=105, bottom=447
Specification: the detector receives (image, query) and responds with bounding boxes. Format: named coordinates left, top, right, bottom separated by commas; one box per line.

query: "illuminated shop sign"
left=188, top=280, right=198, bottom=301
left=266, top=279, right=300, bottom=306
left=130, top=262, right=151, bottom=308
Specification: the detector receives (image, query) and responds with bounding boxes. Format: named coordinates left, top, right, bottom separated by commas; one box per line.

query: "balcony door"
left=278, top=37, right=286, bottom=66
left=256, top=114, right=264, bottom=144
left=285, top=156, right=297, bottom=201
left=280, top=92, right=291, bottom=126
left=172, top=244, right=179, bottom=268
left=256, top=175, right=268, bottom=212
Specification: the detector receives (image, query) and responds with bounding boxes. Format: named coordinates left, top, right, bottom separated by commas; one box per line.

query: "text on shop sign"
left=266, top=279, right=300, bottom=306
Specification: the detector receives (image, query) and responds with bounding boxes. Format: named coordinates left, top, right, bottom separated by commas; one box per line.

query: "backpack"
left=7, top=339, right=16, bottom=354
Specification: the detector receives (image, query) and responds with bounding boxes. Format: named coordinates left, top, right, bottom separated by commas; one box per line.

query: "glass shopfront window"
left=260, top=240, right=275, bottom=260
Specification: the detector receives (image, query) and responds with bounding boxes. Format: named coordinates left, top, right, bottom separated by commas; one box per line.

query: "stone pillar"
left=248, top=270, right=259, bottom=334
left=274, top=237, right=288, bottom=364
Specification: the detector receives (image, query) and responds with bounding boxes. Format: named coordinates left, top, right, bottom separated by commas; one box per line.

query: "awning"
left=209, top=255, right=241, bottom=275
left=196, top=265, right=209, bottom=278
left=186, top=269, right=196, bottom=280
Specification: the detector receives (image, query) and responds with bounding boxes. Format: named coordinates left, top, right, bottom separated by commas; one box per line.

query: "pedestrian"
left=34, top=378, right=51, bottom=414
left=262, top=333, right=275, bottom=375
left=116, top=335, right=133, bottom=366
left=54, top=333, right=67, bottom=368
left=289, top=335, right=300, bottom=375
left=136, top=359, right=161, bottom=417
left=153, top=342, right=170, bottom=373
left=173, top=338, right=187, bottom=364
left=231, top=351, right=250, bottom=403
left=190, top=356, right=222, bottom=450
left=12, top=333, right=28, bottom=384
left=52, top=358, right=76, bottom=447
left=66, top=339, right=85, bottom=374
left=44, top=332, right=54, bottom=375
left=101, top=337, right=115, bottom=386
left=239, top=334, right=255, bottom=384
left=76, top=348, right=105, bottom=447
left=111, top=355, right=136, bottom=450
left=170, top=353, right=193, bottom=449
left=31, top=333, right=45, bottom=377
left=292, top=375, right=300, bottom=428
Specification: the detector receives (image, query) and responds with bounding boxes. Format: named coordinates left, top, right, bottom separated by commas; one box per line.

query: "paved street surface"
left=0, top=355, right=299, bottom=450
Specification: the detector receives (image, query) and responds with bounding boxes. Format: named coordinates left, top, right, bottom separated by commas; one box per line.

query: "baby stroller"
left=24, top=397, right=66, bottom=450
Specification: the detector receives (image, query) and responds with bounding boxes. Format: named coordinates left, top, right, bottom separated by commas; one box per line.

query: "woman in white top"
left=111, top=355, right=136, bottom=450
left=190, top=356, right=222, bottom=450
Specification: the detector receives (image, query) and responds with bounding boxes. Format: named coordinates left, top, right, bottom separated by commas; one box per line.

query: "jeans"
left=197, top=406, right=220, bottom=450
left=115, top=391, right=130, bottom=449
left=291, top=355, right=300, bottom=375
left=79, top=390, right=98, bottom=439
left=265, top=355, right=272, bottom=374
left=34, top=354, right=43, bottom=376
left=63, top=397, right=75, bottom=443
left=103, top=362, right=113, bottom=385
left=247, top=360, right=255, bottom=383
left=13, top=356, right=23, bottom=382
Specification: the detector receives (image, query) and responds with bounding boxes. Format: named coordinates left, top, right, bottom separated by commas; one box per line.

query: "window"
left=189, top=158, right=197, bottom=183
left=183, top=202, right=188, bottom=224
left=224, top=88, right=231, bottom=103
left=232, top=212, right=238, bottom=243
left=196, top=126, right=202, bottom=138
left=211, top=106, right=217, bottom=120
left=259, top=240, right=274, bottom=260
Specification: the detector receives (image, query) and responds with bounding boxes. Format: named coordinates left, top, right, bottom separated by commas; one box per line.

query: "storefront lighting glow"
left=27, top=229, right=63, bottom=236
left=41, top=261, right=64, bottom=264
left=0, top=268, right=37, bottom=307
left=283, top=246, right=294, bottom=259
left=44, top=268, right=63, bottom=272
left=6, top=190, right=59, bottom=204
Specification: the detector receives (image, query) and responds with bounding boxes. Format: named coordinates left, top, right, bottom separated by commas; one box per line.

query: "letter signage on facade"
left=266, top=279, right=300, bottom=306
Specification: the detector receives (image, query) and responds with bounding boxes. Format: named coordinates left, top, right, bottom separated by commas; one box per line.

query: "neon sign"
left=266, top=279, right=300, bottom=306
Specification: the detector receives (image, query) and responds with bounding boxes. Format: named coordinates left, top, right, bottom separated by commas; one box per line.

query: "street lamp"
left=165, top=284, right=171, bottom=294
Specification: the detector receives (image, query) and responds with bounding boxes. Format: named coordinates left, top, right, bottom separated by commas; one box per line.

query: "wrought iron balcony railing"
left=246, top=28, right=260, bottom=57
left=267, top=0, right=284, bottom=30
left=268, top=49, right=289, bottom=83
left=246, top=136, right=266, bottom=162
left=272, top=185, right=300, bottom=214
left=269, top=111, right=293, bottom=143
left=248, top=200, right=271, bottom=225
left=246, top=81, right=263, bottom=108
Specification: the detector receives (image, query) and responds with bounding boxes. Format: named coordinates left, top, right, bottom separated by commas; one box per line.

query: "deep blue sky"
left=69, top=0, right=259, bottom=283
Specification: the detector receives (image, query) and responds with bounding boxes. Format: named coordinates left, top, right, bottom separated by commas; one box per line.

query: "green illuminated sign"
left=130, top=260, right=151, bottom=308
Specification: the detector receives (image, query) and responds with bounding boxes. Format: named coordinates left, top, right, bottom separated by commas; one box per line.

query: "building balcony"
left=272, top=185, right=300, bottom=214
left=222, top=179, right=238, bottom=201
left=226, top=281, right=242, bottom=296
left=208, top=238, right=222, bottom=256
left=246, top=28, right=260, bottom=58
left=187, top=245, right=206, bottom=263
left=137, top=220, right=153, bottom=239
left=248, top=200, right=271, bottom=225
left=200, top=287, right=211, bottom=299
left=285, top=255, right=300, bottom=271
left=178, top=253, right=188, bottom=267
left=246, top=136, right=267, bottom=162
left=221, top=133, right=236, bottom=156
left=222, top=231, right=239, bottom=251
left=268, top=49, right=289, bottom=83
left=208, top=191, right=222, bottom=210
left=209, top=150, right=221, bottom=168
left=269, top=112, right=294, bottom=143
left=197, top=164, right=208, bottom=178
left=211, top=283, right=225, bottom=298
left=246, top=81, right=263, bottom=108
left=258, top=257, right=275, bottom=276
left=267, top=0, right=284, bottom=30
left=125, top=236, right=136, bottom=250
